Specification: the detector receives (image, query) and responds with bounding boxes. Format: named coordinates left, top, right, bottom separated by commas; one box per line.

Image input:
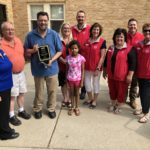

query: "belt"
left=13, top=71, right=21, bottom=74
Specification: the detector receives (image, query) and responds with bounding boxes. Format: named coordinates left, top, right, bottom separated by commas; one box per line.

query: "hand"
left=80, top=81, right=83, bottom=88
left=103, top=71, right=107, bottom=79
left=94, top=70, right=99, bottom=76
left=126, top=74, right=132, bottom=84
left=0, top=96, right=2, bottom=102
left=47, top=59, right=53, bottom=67
left=33, top=44, right=39, bottom=53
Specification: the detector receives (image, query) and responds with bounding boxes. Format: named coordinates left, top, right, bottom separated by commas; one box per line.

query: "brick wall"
left=12, top=0, right=150, bottom=45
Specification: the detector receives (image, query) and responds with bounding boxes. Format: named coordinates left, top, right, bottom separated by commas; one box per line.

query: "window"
left=50, top=5, right=64, bottom=32
left=30, top=5, right=43, bottom=29
left=0, top=4, right=7, bottom=36
left=29, top=4, right=64, bottom=32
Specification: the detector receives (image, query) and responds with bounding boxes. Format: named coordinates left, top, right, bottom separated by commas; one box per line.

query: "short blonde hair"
left=60, top=22, right=73, bottom=41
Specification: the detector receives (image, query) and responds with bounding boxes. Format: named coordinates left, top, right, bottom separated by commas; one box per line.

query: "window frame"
left=28, top=3, right=65, bottom=32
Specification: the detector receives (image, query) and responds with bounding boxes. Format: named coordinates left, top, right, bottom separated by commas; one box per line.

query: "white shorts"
left=84, top=71, right=101, bottom=93
left=11, top=71, right=27, bottom=97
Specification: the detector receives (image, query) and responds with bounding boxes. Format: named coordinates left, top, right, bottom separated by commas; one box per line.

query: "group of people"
left=0, top=10, right=150, bottom=140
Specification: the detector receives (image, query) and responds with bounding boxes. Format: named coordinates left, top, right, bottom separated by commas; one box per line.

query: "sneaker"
left=18, top=110, right=31, bottom=120
left=9, top=116, right=21, bottom=126
left=48, top=111, right=56, bottom=119
left=0, top=132, right=19, bottom=140
left=34, top=111, right=42, bottom=119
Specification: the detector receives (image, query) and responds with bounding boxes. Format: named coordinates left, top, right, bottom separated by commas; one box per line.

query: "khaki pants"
left=33, top=75, right=58, bottom=112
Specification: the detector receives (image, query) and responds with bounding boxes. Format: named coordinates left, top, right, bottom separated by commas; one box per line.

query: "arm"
left=59, top=56, right=67, bottom=64
left=0, top=96, right=1, bottom=102
left=48, top=51, right=62, bottom=66
left=126, top=47, right=137, bottom=84
left=102, top=51, right=108, bottom=79
left=97, top=40, right=107, bottom=70
left=25, top=44, right=39, bottom=58
left=80, top=62, right=85, bottom=88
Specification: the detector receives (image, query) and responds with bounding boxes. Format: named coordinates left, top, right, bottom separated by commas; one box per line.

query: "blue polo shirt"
left=24, top=29, right=62, bottom=77
left=0, top=49, right=13, bottom=92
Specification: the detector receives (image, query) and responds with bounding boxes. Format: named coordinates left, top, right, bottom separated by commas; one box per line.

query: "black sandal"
left=83, top=100, right=93, bottom=105
left=89, top=103, right=96, bottom=109
left=62, top=101, right=67, bottom=107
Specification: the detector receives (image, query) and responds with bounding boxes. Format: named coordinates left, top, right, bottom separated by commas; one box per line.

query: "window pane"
left=31, top=5, right=43, bottom=19
left=50, top=20, right=64, bottom=32
left=50, top=5, right=64, bottom=19
left=31, top=21, right=37, bottom=30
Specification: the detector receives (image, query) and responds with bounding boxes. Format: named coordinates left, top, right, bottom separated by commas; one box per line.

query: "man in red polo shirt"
left=127, top=18, right=144, bottom=109
left=0, top=22, right=31, bottom=126
left=72, top=10, right=90, bottom=99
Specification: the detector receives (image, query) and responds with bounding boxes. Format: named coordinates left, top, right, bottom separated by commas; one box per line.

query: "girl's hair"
left=89, top=22, right=103, bottom=38
left=60, top=22, right=73, bottom=40
left=112, top=28, right=127, bottom=45
left=142, top=23, right=150, bottom=32
left=68, top=40, right=80, bottom=49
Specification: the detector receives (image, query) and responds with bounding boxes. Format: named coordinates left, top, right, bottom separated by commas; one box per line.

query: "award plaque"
left=38, top=45, right=51, bottom=62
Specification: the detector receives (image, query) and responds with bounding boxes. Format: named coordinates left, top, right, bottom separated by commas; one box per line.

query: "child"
left=66, top=40, right=85, bottom=116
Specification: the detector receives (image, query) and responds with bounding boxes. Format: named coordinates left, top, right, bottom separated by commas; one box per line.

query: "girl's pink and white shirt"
left=66, top=54, right=85, bottom=81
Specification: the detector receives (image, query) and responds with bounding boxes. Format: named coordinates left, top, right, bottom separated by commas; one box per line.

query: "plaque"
left=38, top=45, right=51, bottom=62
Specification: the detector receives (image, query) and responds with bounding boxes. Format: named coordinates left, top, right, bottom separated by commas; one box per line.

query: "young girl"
left=66, top=40, right=85, bottom=116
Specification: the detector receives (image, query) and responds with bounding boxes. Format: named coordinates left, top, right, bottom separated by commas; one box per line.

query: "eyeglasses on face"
left=143, top=29, right=150, bottom=33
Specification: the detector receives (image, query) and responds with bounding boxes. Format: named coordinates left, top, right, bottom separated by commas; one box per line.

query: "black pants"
left=138, top=79, right=150, bottom=114
left=0, top=89, right=12, bottom=134
left=129, top=76, right=138, bottom=101
left=81, top=86, right=86, bottom=94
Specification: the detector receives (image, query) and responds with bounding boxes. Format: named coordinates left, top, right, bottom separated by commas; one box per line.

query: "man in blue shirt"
left=24, top=11, right=62, bottom=119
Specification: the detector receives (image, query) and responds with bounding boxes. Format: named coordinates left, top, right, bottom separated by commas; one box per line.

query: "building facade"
left=0, top=0, right=150, bottom=44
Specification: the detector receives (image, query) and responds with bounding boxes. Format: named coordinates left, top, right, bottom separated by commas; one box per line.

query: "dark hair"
left=142, top=23, right=150, bottom=32
left=90, top=22, right=103, bottom=38
left=68, top=40, right=80, bottom=49
left=112, top=28, right=127, bottom=45
left=37, top=11, right=49, bottom=20
left=128, top=18, right=138, bottom=25
left=76, top=10, right=86, bottom=17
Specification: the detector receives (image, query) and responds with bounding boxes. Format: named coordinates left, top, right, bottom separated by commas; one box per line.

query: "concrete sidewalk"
left=0, top=63, right=150, bottom=150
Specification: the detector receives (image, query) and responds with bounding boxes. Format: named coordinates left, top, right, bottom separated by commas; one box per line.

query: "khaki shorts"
left=11, top=71, right=27, bottom=97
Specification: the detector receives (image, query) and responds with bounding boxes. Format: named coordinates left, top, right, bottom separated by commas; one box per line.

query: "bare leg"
left=17, top=93, right=25, bottom=109
left=10, top=96, right=15, bottom=114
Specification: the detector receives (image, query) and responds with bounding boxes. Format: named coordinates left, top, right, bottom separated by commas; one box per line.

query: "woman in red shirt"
left=83, top=23, right=106, bottom=109
left=103, top=28, right=136, bottom=113
left=58, top=23, right=72, bottom=108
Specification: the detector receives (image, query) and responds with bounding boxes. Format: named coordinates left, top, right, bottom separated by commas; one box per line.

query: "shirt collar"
left=74, top=24, right=87, bottom=31
left=112, top=42, right=127, bottom=50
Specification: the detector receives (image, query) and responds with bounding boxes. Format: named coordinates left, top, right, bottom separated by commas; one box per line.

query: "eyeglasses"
left=143, top=29, right=150, bottom=33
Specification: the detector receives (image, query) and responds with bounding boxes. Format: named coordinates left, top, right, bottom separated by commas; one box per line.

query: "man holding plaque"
left=24, top=11, right=62, bottom=119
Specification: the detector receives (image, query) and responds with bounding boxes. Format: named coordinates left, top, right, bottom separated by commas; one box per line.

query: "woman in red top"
left=103, top=28, right=136, bottom=113
left=134, top=23, right=150, bottom=123
left=58, top=23, right=72, bottom=108
left=83, top=23, right=106, bottom=109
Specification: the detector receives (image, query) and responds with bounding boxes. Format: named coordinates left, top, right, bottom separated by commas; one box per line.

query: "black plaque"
left=38, top=45, right=51, bottom=62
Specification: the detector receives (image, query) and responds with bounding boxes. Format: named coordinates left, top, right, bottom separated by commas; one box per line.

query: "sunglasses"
left=143, top=29, right=150, bottom=33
